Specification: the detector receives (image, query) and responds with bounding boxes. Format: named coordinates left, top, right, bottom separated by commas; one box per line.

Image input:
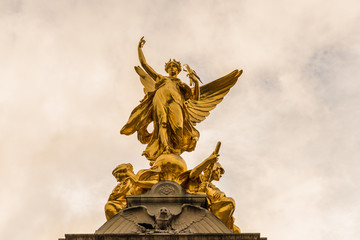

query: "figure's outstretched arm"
left=189, top=152, right=219, bottom=180
left=135, top=180, right=158, bottom=189
left=128, top=171, right=158, bottom=189
left=138, top=37, right=158, bottom=80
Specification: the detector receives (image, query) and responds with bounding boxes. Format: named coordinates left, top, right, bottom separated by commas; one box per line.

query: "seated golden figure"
left=204, top=162, right=240, bottom=233
left=180, top=148, right=240, bottom=233
left=105, top=163, right=158, bottom=220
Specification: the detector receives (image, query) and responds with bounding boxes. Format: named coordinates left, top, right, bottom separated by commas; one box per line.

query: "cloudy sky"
left=1, top=1, right=359, bottom=240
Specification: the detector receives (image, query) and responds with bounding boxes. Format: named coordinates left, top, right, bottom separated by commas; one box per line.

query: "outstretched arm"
left=138, top=37, right=158, bottom=80
left=189, top=152, right=218, bottom=180
left=135, top=180, right=158, bottom=189
left=128, top=173, right=157, bottom=189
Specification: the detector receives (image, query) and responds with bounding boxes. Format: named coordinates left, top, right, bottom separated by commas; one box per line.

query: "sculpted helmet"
left=204, top=162, right=225, bottom=176
left=165, top=59, right=182, bottom=73
left=112, top=163, right=133, bottom=176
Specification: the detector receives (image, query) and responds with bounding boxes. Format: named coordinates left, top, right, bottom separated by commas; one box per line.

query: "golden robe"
left=121, top=75, right=199, bottom=161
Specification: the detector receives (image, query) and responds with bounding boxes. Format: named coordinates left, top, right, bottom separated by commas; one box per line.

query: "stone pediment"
left=127, top=180, right=207, bottom=215
left=96, top=181, right=231, bottom=234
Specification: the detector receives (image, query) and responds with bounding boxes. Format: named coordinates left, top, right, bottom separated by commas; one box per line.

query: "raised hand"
left=183, top=64, right=202, bottom=84
left=138, top=36, right=146, bottom=48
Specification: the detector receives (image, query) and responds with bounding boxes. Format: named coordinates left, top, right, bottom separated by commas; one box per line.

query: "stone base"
left=60, top=233, right=266, bottom=240
left=60, top=182, right=267, bottom=240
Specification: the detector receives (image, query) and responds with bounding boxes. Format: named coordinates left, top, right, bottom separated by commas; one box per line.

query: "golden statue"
left=105, top=163, right=158, bottom=220
left=120, top=37, right=242, bottom=163
left=204, top=162, right=240, bottom=233
left=179, top=142, right=240, bottom=233
left=105, top=37, right=243, bottom=232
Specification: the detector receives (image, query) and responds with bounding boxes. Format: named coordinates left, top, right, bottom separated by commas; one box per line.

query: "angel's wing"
left=185, top=69, right=242, bottom=125
left=96, top=206, right=155, bottom=234
left=134, top=66, right=156, bottom=93
left=171, top=205, right=232, bottom=233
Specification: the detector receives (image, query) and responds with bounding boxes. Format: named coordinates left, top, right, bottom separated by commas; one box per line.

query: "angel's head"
left=112, top=163, right=135, bottom=182
left=165, top=59, right=182, bottom=77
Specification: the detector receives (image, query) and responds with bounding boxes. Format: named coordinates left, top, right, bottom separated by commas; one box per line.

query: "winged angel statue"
left=121, top=37, right=242, bottom=162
